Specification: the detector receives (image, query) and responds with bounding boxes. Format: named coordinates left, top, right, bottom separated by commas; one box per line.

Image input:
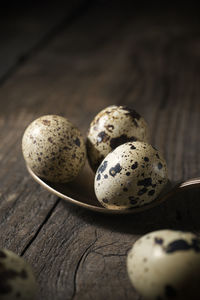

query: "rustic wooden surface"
left=0, top=2, right=200, bottom=299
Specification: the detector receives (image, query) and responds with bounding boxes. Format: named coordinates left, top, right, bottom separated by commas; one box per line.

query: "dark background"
left=0, top=1, right=200, bottom=299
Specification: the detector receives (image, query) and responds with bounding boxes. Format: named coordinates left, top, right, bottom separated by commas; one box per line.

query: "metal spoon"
left=26, top=162, right=200, bottom=214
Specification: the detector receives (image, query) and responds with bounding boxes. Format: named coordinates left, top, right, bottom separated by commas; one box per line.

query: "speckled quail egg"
left=0, top=248, right=37, bottom=300
left=87, top=105, right=150, bottom=172
left=22, top=115, right=86, bottom=183
left=127, top=230, right=200, bottom=300
left=94, top=141, right=168, bottom=210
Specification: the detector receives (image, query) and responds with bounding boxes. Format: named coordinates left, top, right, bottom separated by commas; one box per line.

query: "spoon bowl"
left=27, top=163, right=200, bottom=214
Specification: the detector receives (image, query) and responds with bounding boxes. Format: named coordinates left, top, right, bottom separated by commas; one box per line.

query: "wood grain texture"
left=0, top=0, right=90, bottom=255
left=0, top=0, right=89, bottom=82
left=0, top=0, right=91, bottom=255
left=0, top=1, right=200, bottom=299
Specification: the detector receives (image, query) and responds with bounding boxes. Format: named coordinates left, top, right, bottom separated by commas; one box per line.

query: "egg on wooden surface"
left=87, top=105, right=150, bottom=172
left=127, top=230, right=200, bottom=300
left=0, top=248, right=37, bottom=300
left=94, top=141, right=168, bottom=210
left=22, top=115, right=86, bottom=183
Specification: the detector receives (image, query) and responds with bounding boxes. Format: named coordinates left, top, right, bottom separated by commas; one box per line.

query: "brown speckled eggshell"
left=22, top=115, right=86, bottom=183
left=94, top=141, right=168, bottom=210
left=87, top=105, right=150, bottom=172
left=0, top=248, right=37, bottom=300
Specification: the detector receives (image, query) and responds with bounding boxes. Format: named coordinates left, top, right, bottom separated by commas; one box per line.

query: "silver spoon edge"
left=26, top=165, right=200, bottom=215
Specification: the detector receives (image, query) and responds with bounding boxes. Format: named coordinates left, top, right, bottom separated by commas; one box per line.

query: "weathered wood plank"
left=0, top=0, right=88, bottom=81
left=0, top=101, right=59, bottom=255
left=0, top=2, right=200, bottom=300
left=24, top=187, right=200, bottom=300
left=21, top=3, right=200, bottom=299
left=0, top=1, right=91, bottom=252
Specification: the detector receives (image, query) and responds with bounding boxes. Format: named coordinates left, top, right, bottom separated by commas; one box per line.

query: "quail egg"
left=87, top=105, right=150, bottom=171
left=127, top=230, right=200, bottom=300
left=22, top=115, right=86, bottom=183
left=94, top=141, right=168, bottom=210
left=0, top=248, right=37, bottom=300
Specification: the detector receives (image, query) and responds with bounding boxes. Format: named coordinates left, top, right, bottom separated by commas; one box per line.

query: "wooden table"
left=1, top=2, right=200, bottom=299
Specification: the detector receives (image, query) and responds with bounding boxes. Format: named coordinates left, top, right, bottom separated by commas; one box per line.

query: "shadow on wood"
left=62, top=186, right=200, bottom=235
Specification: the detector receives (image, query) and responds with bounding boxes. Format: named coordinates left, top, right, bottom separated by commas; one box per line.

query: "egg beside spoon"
left=0, top=248, right=37, bottom=300
left=127, top=229, right=200, bottom=300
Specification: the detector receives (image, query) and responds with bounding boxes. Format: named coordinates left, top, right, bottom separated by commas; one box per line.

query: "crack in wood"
left=94, top=252, right=127, bottom=258
left=0, top=1, right=200, bottom=298
left=93, top=240, right=119, bottom=252
left=20, top=198, right=60, bottom=256
left=71, top=229, right=98, bottom=300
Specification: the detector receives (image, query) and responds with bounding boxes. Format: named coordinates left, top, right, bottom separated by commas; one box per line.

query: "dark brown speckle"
left=42, top=119, right=51, bottom=126
left=102, top=198, right=108, bottom=203
left=131, top=162, right=138, bottom=170
left=97, top=161, right=108, bottom=174
left=138, top=188, right=148, bottom=195
left=106, top=124, right=114, bottom=132
left=48, top=137, right=53, bottom=143
left=109, top=163, right=122, bottom=177
left=110, top=135, right=137, bottom=150
left=74, top=137, right=80, bottom=147
left=155, top=237, right=164, bottom=244
left=97, top=131, right=109, bottom=144
left=148, top=189, right=155, bottom=196
left=97, top=174, right=101, bottom=181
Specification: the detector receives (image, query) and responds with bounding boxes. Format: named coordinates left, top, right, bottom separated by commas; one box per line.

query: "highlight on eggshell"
left=127, top=229, right=200, bottom=300
left=22, top=115, right=86, bottom=183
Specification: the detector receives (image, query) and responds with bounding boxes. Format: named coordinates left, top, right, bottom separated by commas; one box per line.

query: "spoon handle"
left=178, top=178, right=200, bottom=189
